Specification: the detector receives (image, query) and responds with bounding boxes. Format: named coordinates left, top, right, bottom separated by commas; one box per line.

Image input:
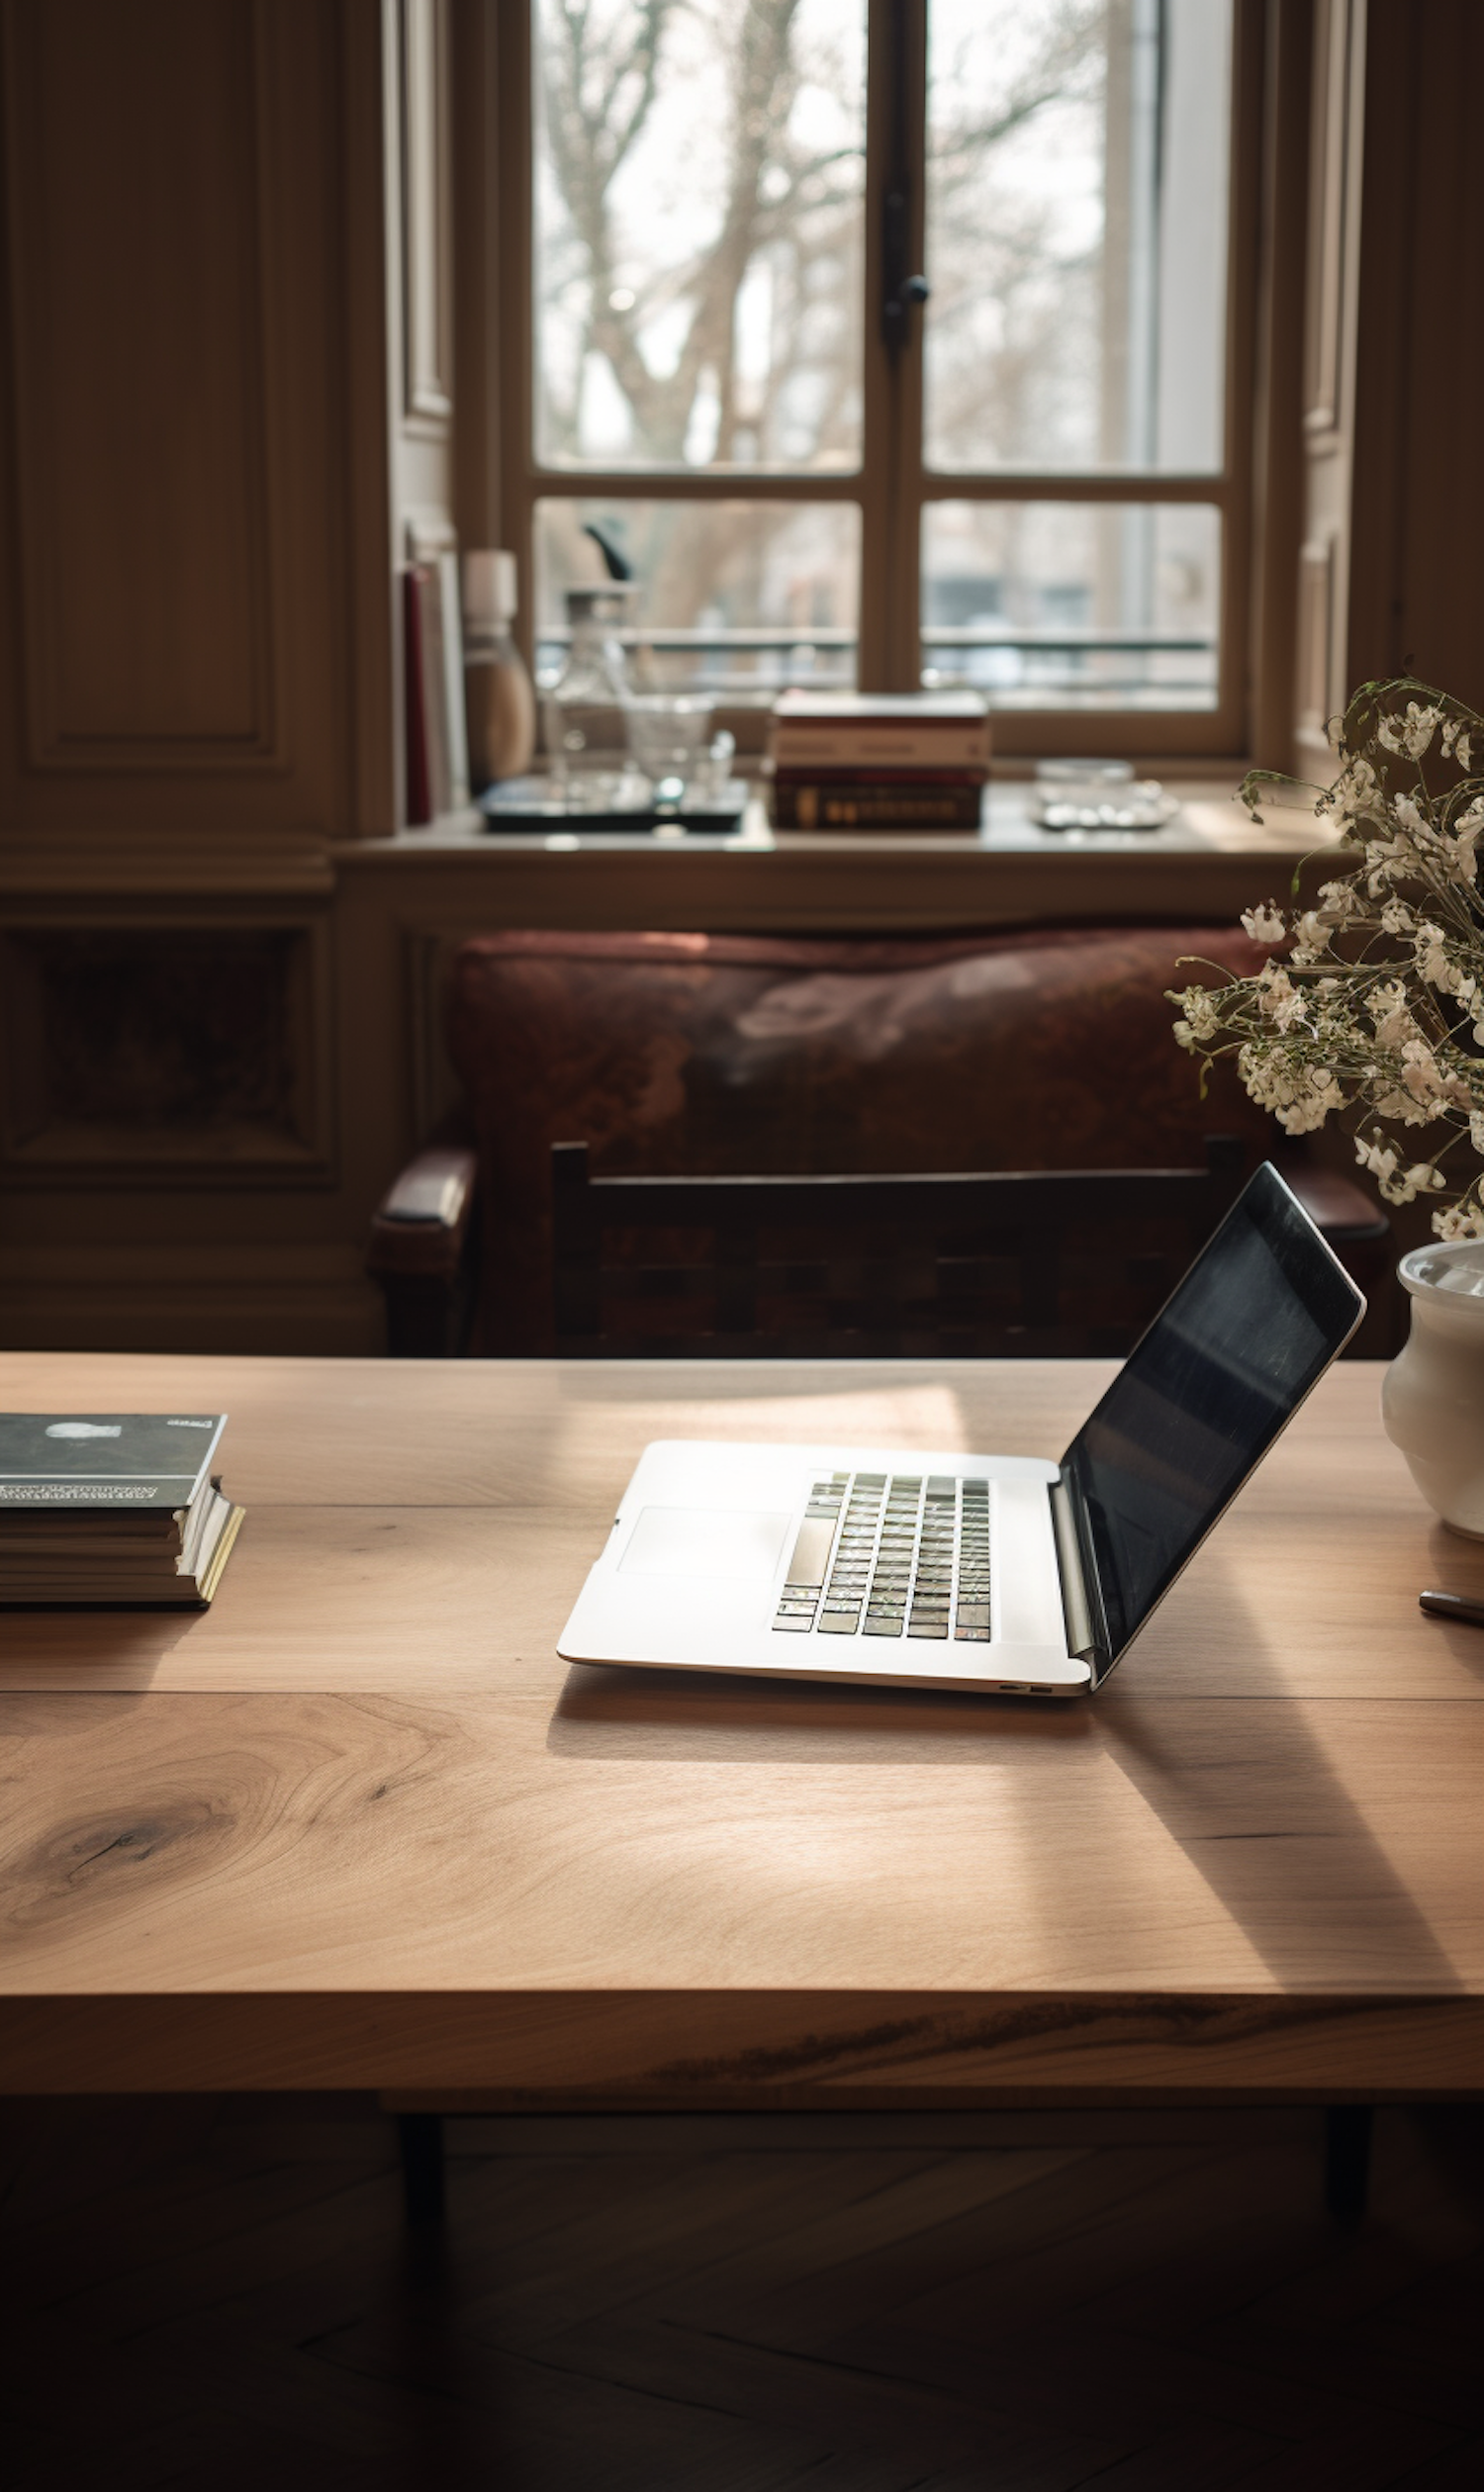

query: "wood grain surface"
left=0, top=1353, right=1480, bottom=2098
left=1, top=1352, right=1481, bottom=1701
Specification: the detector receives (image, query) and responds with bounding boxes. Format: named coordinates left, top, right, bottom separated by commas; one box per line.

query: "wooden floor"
left=1, top=2098, right=1480, bottom=2489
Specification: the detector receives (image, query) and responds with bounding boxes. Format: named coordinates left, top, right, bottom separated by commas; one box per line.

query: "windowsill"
left=334, top=782, right=1329, bottom=865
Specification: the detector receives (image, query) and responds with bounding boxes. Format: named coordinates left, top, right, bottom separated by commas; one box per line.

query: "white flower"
left=1435, top=1200, right=1484, bottom=1240
left=1374, top=1153, right=1446, bottom=1206
left=1325, top=758, right=1381, bottom=829
left=1414, top=921, right=1458, bottom=990
left=1255, top=965, right=1307, bottom=1031
left=1400, top=1038, right=1449, bottom=1110
left=1369, top=981, right=1417, bottom=1049
left=1380, top=897, right=1416, bottom=935
left=1393, top=791, right=1431, bottom=840
left=1363, top=830, right=1419, bottom=892
left=1355, top=1135, right=1444, bottom=1201
left=1449, top=795, right=1484, bottom=881
left=1471, top=1109, right=1484, bottom=1157
left=1274, top=1067, right=1345, bottom=1134
left=1241, top=901, right=1286, bottom=944
left=1378, top=703, right=1442, bottom=759
left=1170, top=985, right=1221, bottom=1043
left=1442, top=718, right=1476, bottom=771
left=1317, top=879, right=1359, bottom=922
left=1459, top=732, right=1474, bottom=772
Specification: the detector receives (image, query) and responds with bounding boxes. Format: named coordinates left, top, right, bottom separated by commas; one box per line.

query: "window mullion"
left=861, top=0, right=927, bottom=693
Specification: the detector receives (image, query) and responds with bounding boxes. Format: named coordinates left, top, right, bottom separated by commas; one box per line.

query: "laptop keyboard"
left=772, top=1472, right=990, bottom=1641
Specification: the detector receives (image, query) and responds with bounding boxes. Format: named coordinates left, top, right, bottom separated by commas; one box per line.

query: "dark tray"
left=478, top=778, right=747, bottom=836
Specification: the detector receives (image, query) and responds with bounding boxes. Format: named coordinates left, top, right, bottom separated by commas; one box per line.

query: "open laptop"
left=557, top=1162, right=1365, bottom=1697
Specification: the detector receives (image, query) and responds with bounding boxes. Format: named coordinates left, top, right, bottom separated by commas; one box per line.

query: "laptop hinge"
left=1049, top=1474, right=1095, bottom=1667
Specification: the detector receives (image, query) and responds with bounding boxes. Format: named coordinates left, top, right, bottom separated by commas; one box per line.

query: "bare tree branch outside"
left=530, top=0, right=1232, bottom=708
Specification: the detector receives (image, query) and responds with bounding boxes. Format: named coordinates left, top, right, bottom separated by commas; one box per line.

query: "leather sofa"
left=367, top=924, right=1390, bottom=1356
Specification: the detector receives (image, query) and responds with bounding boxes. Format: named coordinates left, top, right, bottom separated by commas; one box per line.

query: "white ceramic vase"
left=1381, top=1239, right=1484, bottom=1538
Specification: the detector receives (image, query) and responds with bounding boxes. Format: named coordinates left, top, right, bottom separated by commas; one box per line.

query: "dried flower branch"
left=1168, top=675, right=1484, bottom=1239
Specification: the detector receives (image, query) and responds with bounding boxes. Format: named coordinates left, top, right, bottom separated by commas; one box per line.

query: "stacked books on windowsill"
left=769, top=691, right=990, bottom=831
left=0, top=1414, right=243, bottom=1608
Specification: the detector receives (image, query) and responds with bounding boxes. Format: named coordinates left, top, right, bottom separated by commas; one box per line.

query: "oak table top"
left=1, top=1352, right=1480, bottom=2105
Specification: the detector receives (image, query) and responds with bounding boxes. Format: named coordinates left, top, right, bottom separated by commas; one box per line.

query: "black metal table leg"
left=1324, top=2103, right=1373, bottom=2223
left=398, top=2110, right=446, bottom=2225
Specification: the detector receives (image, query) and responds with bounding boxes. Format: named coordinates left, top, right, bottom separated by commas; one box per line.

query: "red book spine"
left=404, top=569, right=431, bottom=826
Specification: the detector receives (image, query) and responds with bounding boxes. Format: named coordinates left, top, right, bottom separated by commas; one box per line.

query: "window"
left=497, top=0, right=1259, bottom=754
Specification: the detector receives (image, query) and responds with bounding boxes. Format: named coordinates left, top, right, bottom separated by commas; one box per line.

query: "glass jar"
left=540, top=586, right=634, bottom=801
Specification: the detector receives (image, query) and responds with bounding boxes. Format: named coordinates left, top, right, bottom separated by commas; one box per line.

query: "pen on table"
left=1418, top=1588, right=1484, bottom=1627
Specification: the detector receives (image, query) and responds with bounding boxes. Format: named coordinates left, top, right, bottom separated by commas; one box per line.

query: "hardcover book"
left=772, top=690, right=991, bottom=773
left=0, top=1416, right=243, bottom=1607
left=0, top=1414, right=227, bottom=1507
left=773, top=780, right=985, bottom=830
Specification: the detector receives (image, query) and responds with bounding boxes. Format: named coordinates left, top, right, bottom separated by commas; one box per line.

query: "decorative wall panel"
left=3, top=2, right=275, bottom=766
left=0, top=919, right=333, bottom=1181
left=0, top=0, right=389, bottom=837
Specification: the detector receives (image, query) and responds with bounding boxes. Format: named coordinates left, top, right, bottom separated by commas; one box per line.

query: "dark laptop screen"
left=1060, top=1164, right=1365, bottom=1668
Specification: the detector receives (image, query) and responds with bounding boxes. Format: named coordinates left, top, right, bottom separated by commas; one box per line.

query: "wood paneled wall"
left=0, top=0, right=1477, bottom=1355
left=0, top=0, right=424, bottom=1351
left=1345, top=0, right=1484, bottom=704
left=0, top=0, right=395, bottom=844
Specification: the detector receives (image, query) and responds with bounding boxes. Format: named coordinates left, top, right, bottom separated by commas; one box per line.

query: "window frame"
left=488, top=0, right=1272, bottom=762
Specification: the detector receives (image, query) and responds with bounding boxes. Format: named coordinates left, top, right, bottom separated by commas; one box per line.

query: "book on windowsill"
left=771, top=771, right=986, bottom=831
left=0, top=1414, right=244, bottom=1607
left=771, top=689, right=991, bottom=773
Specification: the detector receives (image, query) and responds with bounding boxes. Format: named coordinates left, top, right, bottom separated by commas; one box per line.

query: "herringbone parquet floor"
left=1, top=2097, right=1479, bottom=2490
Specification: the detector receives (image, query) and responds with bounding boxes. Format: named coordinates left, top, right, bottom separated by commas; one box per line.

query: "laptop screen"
left=1061, top=1163, right=1365, bottom=1668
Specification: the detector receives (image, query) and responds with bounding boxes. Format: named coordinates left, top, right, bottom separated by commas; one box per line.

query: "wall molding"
left=399, top=0, right=454, bottom=431
left=0, top=1239, right=382, bottom=1355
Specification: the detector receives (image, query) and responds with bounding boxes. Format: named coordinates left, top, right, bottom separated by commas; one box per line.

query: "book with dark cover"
left=773, top=779, right=985, bottom=830
left=0, top=1414, right=227, bottom=1509
left=0, top=1416, right=242, bottom=1607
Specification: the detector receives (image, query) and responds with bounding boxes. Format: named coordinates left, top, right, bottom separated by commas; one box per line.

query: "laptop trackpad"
left=620, top=1506, right=791, bottom=1582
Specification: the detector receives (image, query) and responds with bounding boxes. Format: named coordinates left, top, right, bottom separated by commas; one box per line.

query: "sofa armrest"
left=367, top=1146, right=479, bottom=1354
left=1283, top=1162, right=1390, bottom=1244
left=369, top=1146, right=477, bottom=1280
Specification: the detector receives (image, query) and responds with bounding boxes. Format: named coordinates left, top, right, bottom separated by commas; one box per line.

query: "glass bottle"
left=541, top=586, right=634, bottom=802
left=463, top=550, right=535, bottom=787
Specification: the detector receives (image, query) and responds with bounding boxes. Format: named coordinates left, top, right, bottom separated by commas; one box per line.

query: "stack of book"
left=770, top=691, right=990, bottom=830
left=0, top=1414, right=243, bottom=1608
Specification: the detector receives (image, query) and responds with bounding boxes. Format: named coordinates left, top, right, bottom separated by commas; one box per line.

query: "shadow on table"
left=549, top=1660, right=1093, bottom=1764
left=0, top=1607, right=207, bottom=1694
left=1092, top=1559, right=1465, bottom=1994
left=551, top=1558, right=1465, bottom=1996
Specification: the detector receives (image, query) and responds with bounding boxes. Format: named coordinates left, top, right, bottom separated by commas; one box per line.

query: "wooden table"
left=1, top=1352, right=1481, bottom=2112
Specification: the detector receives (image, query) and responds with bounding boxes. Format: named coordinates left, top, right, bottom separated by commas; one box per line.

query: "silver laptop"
left=557, top=1163, right=1366, bottom=1697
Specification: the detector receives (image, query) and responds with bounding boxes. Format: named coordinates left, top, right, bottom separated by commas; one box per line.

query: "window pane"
left=924, top=0, right=1232, bottom=473
left=534, top=499, right=861, bottom=696
left=921, top=501, right=1221, bottom=708
left=533, top=1, right=866, bottom=472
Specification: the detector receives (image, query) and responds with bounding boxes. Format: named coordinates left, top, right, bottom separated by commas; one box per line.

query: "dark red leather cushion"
left=445, top=926, right=1272, bottom=1350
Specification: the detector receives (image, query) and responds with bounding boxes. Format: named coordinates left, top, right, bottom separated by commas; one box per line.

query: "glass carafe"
left=541, top=587, right=633, bottom=801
